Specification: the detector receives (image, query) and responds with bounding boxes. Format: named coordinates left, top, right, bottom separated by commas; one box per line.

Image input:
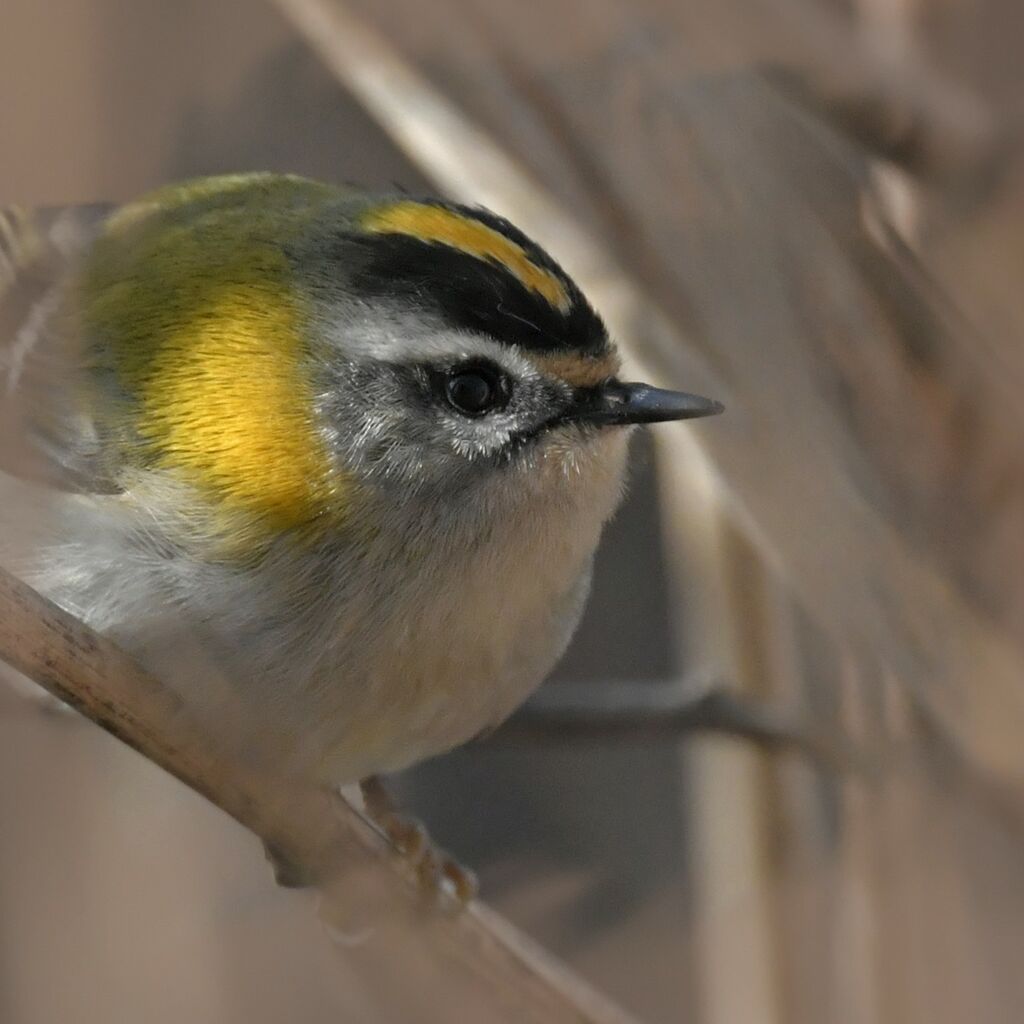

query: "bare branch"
left=0, top=565, right=641, bottom=1024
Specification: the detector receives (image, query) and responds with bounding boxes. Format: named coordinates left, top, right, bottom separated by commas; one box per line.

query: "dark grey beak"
left=572, top=380, right=724, bottom=427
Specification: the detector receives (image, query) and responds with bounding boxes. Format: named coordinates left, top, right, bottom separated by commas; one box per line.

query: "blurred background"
left=3, top=1, right=1024, bottom=1022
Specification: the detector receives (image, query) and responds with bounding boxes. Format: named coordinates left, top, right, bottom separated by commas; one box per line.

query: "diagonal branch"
left=0, top=564, right=641, bottom=1024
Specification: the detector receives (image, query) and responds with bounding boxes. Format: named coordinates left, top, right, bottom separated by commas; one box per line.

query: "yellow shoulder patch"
left=361, top=201, right=571, bottom=314
left=82, top=196, right=349, bottom=549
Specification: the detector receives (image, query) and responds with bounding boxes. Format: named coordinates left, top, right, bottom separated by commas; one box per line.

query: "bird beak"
left=571, top=380, right=724, bottom=427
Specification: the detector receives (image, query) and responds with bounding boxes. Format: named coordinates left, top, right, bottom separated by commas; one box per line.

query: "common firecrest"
left=0, top=173, right=720, bottom=885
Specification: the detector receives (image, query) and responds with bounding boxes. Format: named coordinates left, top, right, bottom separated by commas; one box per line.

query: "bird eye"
left=444, top=364, right=510, bottom=417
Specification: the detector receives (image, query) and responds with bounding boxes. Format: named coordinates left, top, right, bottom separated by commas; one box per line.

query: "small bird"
left=0, top=174, right=720, bottom=893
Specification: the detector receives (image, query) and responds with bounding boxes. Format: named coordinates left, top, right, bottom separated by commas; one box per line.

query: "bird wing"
left=0, top=203, right=122, bottom=493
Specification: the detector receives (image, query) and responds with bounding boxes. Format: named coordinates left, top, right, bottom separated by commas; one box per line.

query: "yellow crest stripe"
left=362, top=202, right=571, bottom=313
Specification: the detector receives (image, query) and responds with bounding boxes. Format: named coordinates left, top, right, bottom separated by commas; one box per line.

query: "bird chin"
left=537, top=420, right=631, bottom=477
left=498, top=417, right=632, bottom=468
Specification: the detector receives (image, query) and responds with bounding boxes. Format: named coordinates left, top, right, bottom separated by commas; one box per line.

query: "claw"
left=441, top=856, right=479, bottom=903
left=359, top=776, right=477, bottom=906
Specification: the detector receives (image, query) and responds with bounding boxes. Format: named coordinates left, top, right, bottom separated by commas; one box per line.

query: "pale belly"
left=309, top=558, right=594, bottom=782
left=11, top=503, right=600, bottom=784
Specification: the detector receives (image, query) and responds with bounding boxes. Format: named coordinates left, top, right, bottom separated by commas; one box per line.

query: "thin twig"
left=498, top=681, right=859, bottom=770
left=0, top=565, right=641, bottom=1024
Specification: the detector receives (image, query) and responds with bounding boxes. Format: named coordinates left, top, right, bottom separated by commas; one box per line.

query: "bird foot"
left=360, top=776, right=478, bottom=905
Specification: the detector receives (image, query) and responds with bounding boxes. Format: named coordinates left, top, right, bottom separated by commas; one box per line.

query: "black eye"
left=444, top=364, right=510, bottom=417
